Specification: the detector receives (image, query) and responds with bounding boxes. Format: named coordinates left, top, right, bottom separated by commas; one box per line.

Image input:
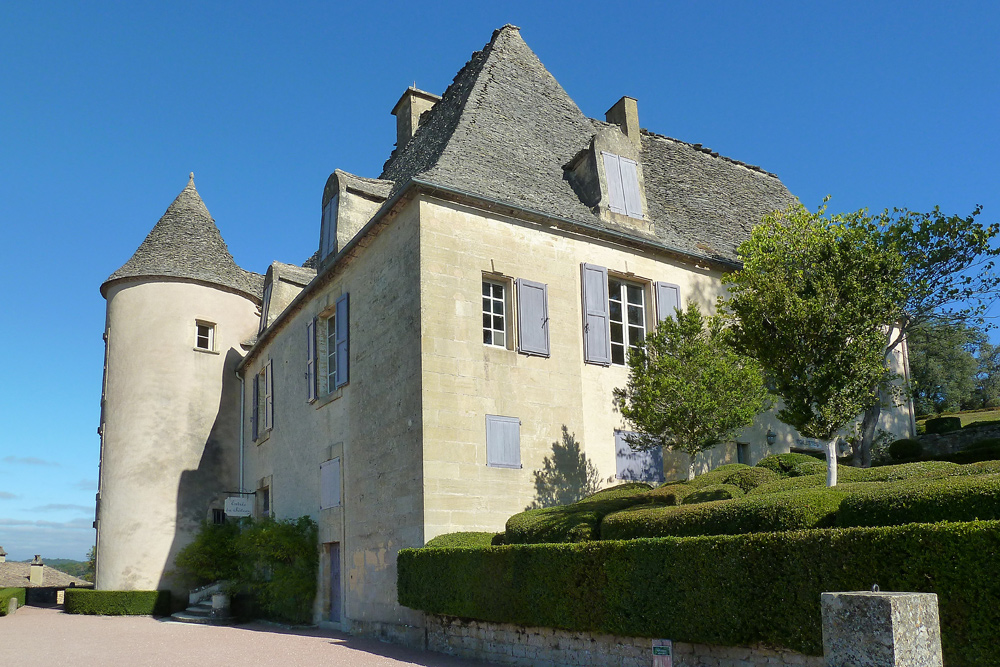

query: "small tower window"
left=195, top=322, right=215, bottom=351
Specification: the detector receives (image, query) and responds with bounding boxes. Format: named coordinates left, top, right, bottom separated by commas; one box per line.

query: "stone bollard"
left=821, top=591, right=943, bottom=667
left=7, top=596, right=17, bottom=616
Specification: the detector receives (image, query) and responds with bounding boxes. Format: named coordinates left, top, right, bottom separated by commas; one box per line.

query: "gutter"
left=237, top=371, right=245, bottom=493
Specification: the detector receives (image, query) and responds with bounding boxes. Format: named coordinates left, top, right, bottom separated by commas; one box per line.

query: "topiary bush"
left=505, top=483, right=653, bottom=545
left=755, top=453, right=823, bottom=476
left=425, top=532, right=498, bottom=549
left=687, top=464, right=749, bottom=488
left=0, top=588, right=26, bottom=616
left=748, top=474, right=828, bottom=496
left=681, top=484, right=744, bottom=504
left=642, top=482, right=695, bottom=506
left=64, top=589, right=170, bottom=616
left=926, top=416, right=962, bottom=434
left=888, top=438, right=923, bottom=461
left=722, top=467, right=780, bottom=492
left=836, top=474, right=1000, bottom=528
left=968, top=437, right=1000, bottom=450
left=850, top=460, right=957, bottom=483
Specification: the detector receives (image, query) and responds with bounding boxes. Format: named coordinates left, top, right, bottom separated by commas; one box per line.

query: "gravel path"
left=0, top=605, right=495, bottom=667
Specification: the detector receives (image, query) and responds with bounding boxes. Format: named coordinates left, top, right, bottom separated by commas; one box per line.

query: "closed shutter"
left=306, top=318, right=317, bottom=401
left=581, top=263, right=611, bottom=365
left=619, top=157, right=642, bottom=218
left=320, top=457, right=341, bottom=509
left=486, top=415, right=521, bottom=468
left=264, top=360, right=273, bottom=430
left=334, top=294, right=349, bottom=388
left=516, top=279, right=550, bottom=357
left=655, top=282, right=681, bottom=323
left=602, top=152, right=626, bottom=214
left=251, top=373, right=259, bottom=440
left=615, top=430, right=665, bottom=483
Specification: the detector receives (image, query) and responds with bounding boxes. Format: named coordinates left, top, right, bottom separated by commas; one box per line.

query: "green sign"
left=653, top=647, right=672, bottom=656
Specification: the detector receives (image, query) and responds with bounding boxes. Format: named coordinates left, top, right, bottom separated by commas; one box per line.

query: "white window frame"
left=482, top=278, right=510, bottom=349
left=325, top=312, right=338, bottom=393
left=195, top=321, right=215, bottom=352
left=255, top=361, right=273, bottom=435
left=608, top=276, right=648, bottom=366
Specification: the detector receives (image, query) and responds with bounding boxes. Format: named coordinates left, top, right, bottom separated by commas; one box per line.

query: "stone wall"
left=426, top=615, right=822, bottom=667
left=918, top=423, right=1000, bottom=456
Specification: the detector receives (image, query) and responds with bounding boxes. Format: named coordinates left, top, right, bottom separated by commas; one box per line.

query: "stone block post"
left=821, top=591, right=943, bottom=667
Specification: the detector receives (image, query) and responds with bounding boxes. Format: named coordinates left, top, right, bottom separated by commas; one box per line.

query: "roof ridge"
left=639, top=128, right=778, bottom=178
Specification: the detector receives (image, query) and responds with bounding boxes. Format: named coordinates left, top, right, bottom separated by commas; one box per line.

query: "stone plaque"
left=652, top=639, right=672, bottom=667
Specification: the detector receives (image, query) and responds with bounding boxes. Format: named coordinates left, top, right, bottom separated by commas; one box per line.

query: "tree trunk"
left=855, top=399, right=879, bottom=468
left=825, top=438, right=838, bottom=487
left=687, top=459, right=695, bottom=482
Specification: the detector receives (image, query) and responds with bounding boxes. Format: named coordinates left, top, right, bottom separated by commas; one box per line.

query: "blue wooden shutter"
left=602, top=152, right=626, bottom=214
left=486, top=415, right=521, bottom=468
left=581, top=263, right=611, bottom=365
left=516, top=278, right=550, bottom=357
left=655, top=282, right=681, bottom=323
left=619, top=157, right=642, bottom=218
left=306, top=318, right=317, bottom=401
left=615, top=430, right=665, bottom=483
left=264, top=360, right=273, bottom=430
left=335, top=293, right=349, bottom=388
left=251, top=373, right=259, bottom=440
left=320, top=458, right=341, bottom=509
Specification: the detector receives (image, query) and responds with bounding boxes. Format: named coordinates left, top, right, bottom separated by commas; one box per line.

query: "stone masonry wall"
left=918, top=423, right=1000, bottom=456
left=426, top=615, right=823, bottom=667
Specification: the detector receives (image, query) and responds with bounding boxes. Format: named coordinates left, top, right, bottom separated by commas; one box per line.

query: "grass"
left=917, top=407, right=1000, bottom=430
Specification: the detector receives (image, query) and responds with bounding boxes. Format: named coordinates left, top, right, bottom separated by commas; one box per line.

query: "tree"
left=723, top=204, right=906, bottom=486
left=852, top=205, right=1000, bottom=462
left=614, top=303, right=768, bottom=480
left=526, top=426, right=601, bottom=509
left=84, top=546, right=96, bottom=582
left=974, top=341, right=1000, bottom=409
left=907, top=320, right=985, bottom=414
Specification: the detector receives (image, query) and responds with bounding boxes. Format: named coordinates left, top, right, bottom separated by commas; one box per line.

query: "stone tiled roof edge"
left=639, top=127, right=780, bottom=178
left=102, top=272, right=264, bottom=304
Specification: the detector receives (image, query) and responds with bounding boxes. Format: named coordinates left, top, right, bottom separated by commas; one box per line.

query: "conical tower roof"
left=102, top=174, right=263, bottom=300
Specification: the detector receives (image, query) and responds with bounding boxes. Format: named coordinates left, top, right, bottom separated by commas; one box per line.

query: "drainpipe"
left=237, top=370, right=245, bottom=493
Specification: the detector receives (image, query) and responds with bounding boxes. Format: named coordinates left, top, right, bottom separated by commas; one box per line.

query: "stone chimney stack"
left=606, top=96, right=640, bottom=150
left=29, top=555, right=43, bottom=585
left=391, top=87, right=441, bottom=150
left=0, top=546, right=6, bottom=563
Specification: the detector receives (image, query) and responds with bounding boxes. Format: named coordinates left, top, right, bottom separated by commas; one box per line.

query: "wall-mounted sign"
left=652, top=639, right=672, bottom=667
left=224, top=496, right=252, bottom=517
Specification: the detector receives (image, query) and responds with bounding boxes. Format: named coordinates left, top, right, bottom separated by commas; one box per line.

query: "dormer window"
left=320, top=195, right=338, bottom=260
left=602, top=152, right=642, bottom=219
left=259, top=281, right=273, bottom=334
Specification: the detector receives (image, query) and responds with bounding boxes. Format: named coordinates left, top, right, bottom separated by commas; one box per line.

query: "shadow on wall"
left=159, top=347, right=243, bottom=596
left=526, top=426, right=601, bottom=510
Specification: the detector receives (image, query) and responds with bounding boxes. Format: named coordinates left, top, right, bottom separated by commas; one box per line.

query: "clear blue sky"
left=1, top=1, right=997, bottom=561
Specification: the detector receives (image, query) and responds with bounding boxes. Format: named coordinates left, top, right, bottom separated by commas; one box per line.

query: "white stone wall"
left=98, top=279, right=258, bottom=594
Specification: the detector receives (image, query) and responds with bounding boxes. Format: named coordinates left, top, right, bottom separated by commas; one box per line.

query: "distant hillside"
left=15, top=557, right=92, bottom=582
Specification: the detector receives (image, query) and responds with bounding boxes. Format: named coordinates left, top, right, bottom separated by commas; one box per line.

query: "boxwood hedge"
left=425, top=532, right=498, bottom=548
left=754, top=453, right=821, bottom=475
left=64, top=589, right=171, bottom=616
left=837, top=473, right=1000, bottom=527
left=504, top=483, right=653, bottom=544
left=680, top=484, right=744, bottom=504
left=398, top=521, right=1000, bottom=666
left=0, top=588, right=26, bottom=616
left=721, top=466, right=780, bottom=492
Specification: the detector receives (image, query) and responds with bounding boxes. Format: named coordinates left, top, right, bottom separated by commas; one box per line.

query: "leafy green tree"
left=907, top=320, right=985, bottom=414
left=84, top=546, right=96, bottom=582
left=974, top=341, right=1000, bottom=409
left=614, top=303, right=768, bottom=480
left=526, top=426, right=601, bottom=509
left=723, top=204, right=906, bottom=485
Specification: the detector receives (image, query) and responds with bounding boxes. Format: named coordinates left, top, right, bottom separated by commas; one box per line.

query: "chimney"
left=0, top=545, right=6, bottom=563
left=391, top=87, right=441, bottom=150
left=29, top=555, right=43, bottom=585
left=606, top=96, right=640, bottom=149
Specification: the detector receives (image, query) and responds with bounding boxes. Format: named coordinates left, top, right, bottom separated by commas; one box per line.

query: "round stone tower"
left=96, top=174, right=262, bottom=594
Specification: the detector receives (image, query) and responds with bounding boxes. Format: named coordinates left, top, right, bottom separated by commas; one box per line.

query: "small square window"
left=483, top=280, right=508, bottom=348
left=212, top=508, right=226, bottom=525
left=195, top=322, right=215, bottom=351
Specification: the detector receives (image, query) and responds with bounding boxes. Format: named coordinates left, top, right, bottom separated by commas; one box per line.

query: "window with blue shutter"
left=655, top=282, right=681, bottom=323
left=320, top=196, right=338, bottom=260
left=320, top=457, right=341, bottom=509
left=602, top=152, right=626, bottom=214
left=486, top=415, right=521, bottom=468
left=264, top=360, right=273, bottom=431
left=516, top=278, right=550, bottom=357
left=251, top=373, right=259, bottom=440
left=602, top=152, right=643, bottom=219
left=581, top=263, right=611, bottom=365
left=614, top=430, right=664, bottom=483
left=259, top=281, right=272, bottom=334
left=334, top=294, right=349, bottom=388
left=306, top=318, right=317, bottom=402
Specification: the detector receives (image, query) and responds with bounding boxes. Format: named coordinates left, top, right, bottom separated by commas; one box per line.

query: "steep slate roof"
left=379, top=25, right=797, bottom=264
left=102, top=174, right=264, bottom=300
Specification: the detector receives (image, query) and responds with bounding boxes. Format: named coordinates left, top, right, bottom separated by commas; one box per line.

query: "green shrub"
left=491, top=533, right=507, bottom=546
left=687, top=464, right=749, bottom=488
left=681, top=484, right=744, bottom=504
left=722, top=466, right=780, bottom=493
left=64, top=589, right=170, bottom=616
left=837, top=474, right=1000, bottom=528
left=888, top=438, right=924, bottom=461
left=968, top=437, right=1000, bottom=450
left=754, top=453, right=821, bottom=476
left=601, top=487, right=846, bottom=540
left=505, top=484, right=653, bottom=545
left=173, top=520, right=241, bottom=586
left=788, top=459, right=829, bottom=477
left=748, top=473, right=828, bottom=496
left=642, top=482, right=695, bottom=506
left=398, top=521, right=1000, bottom=666
left=926, top=416, right=962, bottom=434
left=0, top=588, right=26, bottom=616
left=425, top=532, right=498, bottom=548
left=850, top=460, right=958, bottom=482
left=953, top=460, right=1000, bottom=476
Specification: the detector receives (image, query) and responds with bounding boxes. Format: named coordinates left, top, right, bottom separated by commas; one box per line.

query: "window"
left=326, top=314, right=338, bottom=391
left=258, top=487, right=270, bottom=518
left=320, top=457, right=341, bottom=509
left=581, top=264, right=611, bottom=365
left=212, top=508, right=226, bottom=525
left=486, top=415, right=521, bottom=468
left=195, top=322, right=215, bottom=351
left=306, top=318, right=317, bottom=402
left=602, top=151, right=642, bottom=219
left=655, top=282, right=681, bottom=322
left=516, top=278, right=550, bottom=357
left=737, top=442, right=750, bottom=465
left=252, top=360, right=273, bottom=440
left=615, top=430, right=664, bottom=483
left=482, top=280, right=507, bottom=348
left=259, top=281, right=273, bottom=334
left=319, top=294, right=349, bottom=393
left=609, top=277, right=647, bottom=365
left=320, top=196, right=338, bottom=260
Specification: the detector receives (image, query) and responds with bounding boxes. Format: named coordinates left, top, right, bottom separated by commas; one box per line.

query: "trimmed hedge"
left=601, top=488, right=846, bottom=540
left=926, top=416, right=962, bottom=434
left=64, top=589, right=171, bottom=616
left=425, top=532, right=498, bottom=548
left=686, top=464, right=749, bottom=488
left=643, top=482, right=695, bottom=506
left=398, top=521, right=1000, bottom=666
left=0, top=588, right=26, bottom=616
left=888, top=438, right=923, bottom=461
left=754, top=453, right=821, bottom=476
left=837, top=473, right=1000, bottom=527
left=722, top=466, right=780, bottom=492
left=681, top=484, right=744, bottom=504
left=505, top=483, right=653, bottom=544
